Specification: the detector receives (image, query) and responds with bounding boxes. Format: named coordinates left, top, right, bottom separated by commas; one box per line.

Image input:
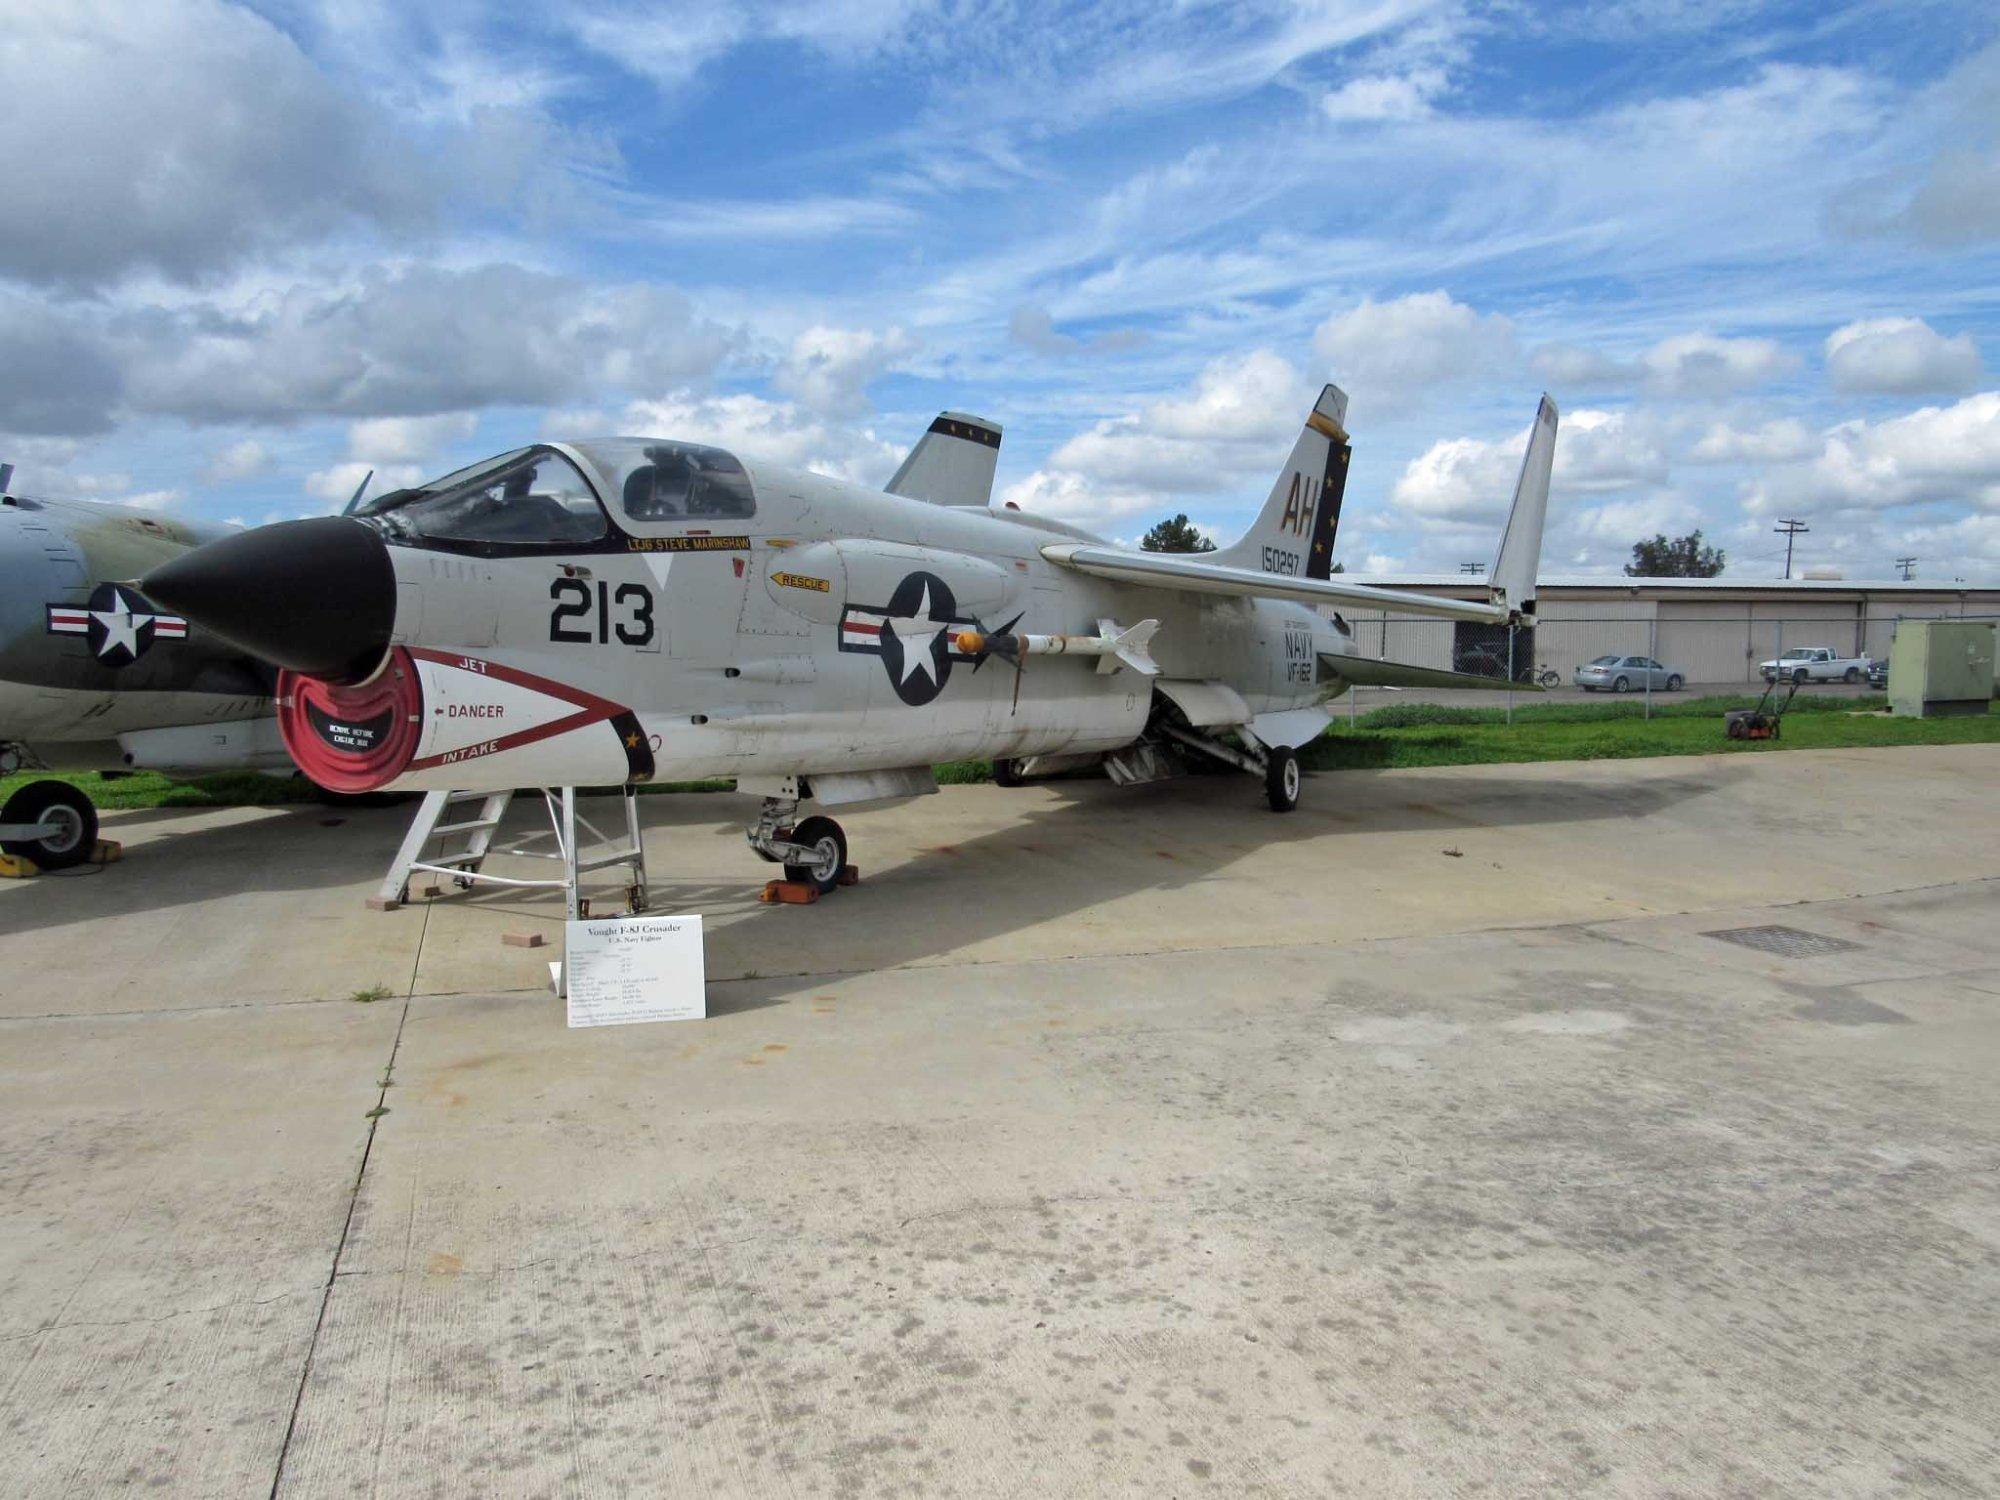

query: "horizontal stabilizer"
left=1321, top=654, right=1542, bottom=693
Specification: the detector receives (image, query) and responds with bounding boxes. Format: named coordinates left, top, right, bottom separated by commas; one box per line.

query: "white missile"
left=954, top=617, right=1160, bottom=676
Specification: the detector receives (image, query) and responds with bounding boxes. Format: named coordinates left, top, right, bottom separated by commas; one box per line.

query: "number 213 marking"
left=549, top=579, right=655, bottom=646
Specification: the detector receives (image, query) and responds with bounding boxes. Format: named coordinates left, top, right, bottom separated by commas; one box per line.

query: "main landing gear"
left=1153, top=722, right=1303, bottom=814
left=746, top=798, right=853, bottom=897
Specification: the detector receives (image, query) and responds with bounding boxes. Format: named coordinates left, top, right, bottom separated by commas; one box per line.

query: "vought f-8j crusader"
left=142, top=386, right=1558, bottom=893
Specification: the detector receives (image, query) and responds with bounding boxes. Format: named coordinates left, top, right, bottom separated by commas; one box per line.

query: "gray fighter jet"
left=0, top=471, right=285, bottom=867
left=142, top=385, right=1557, bottom=891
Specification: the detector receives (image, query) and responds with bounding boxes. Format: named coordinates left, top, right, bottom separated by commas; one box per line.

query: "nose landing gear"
left=747, top=797, right=854, bottom=900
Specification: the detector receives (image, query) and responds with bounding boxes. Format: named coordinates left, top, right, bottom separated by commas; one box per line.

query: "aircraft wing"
left=1038, top=544, right=1515, bottom=625
left=1321, top=653, right=1538, bottom=693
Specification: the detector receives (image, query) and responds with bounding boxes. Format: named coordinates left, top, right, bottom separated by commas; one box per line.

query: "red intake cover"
left=278, top=647, right=423, bottom=793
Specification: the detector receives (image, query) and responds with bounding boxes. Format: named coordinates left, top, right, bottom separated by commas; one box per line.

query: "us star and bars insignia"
left=46, top=582, right=186, bottom=667
left=837, top=570, right=1021, bottom=708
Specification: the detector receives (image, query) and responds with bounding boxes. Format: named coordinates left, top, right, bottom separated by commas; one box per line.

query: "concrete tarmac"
left=3, top=745, right=1998, bottom=1496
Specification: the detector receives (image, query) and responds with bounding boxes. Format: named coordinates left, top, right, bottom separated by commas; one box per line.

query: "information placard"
left=564, top=915, right=706, bottom=1027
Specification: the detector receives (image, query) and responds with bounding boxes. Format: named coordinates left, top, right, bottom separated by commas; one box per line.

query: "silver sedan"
left=1574, top=654, right=1684, bottom=692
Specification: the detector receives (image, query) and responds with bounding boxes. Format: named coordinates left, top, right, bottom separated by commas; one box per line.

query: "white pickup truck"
left=1758, top=646, right=1870, bottom=684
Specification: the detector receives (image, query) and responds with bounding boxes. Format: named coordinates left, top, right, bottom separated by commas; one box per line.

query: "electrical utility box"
left=1888, top=620, right=1996, bottom=718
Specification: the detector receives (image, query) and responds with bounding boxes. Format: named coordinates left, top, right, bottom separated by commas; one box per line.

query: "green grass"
left=1299, top=696, right=1999, bottom=773
left=7, top=693, right=1993, bottom=811
left=0, top=768, right=322, bottom=811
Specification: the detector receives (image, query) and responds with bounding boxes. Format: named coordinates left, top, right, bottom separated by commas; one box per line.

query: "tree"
left=1625, top=530, right=1724, bottom=578
left=1140, top=513, right=1216, bottom=553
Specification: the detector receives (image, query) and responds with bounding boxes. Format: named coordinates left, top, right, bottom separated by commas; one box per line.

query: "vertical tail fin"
left=1489, top=396, right=1558, bottom=618
left=1212, top=384, right=1350, bottom=581
left=887, top=411, right=1002, bottom=507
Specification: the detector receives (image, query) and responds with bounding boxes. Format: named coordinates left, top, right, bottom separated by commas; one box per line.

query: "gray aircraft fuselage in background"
left=0, top=491, right=282, bottom=768
left=142, top=385, right=1557, bottom=890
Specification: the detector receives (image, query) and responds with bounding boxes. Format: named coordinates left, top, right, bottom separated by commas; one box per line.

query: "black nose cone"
left=140, top=516, right=395, bottom=682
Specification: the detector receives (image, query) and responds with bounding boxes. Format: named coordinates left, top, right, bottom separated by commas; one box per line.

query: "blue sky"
left=3, top=0, right=1998, bottom=579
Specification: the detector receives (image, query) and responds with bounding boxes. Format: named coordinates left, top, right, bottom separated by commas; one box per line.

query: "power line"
left=1458, top=561, right=1485, bottom=575
left=1773, top=519, right=1809, bottom=579
left=1896, top=556, right=1917, bottom=581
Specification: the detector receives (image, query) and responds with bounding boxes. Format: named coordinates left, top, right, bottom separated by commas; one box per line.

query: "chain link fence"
left=1333, top=610, right=2000, bottom=721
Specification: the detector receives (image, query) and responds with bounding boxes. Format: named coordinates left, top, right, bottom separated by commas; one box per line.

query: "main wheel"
left=1666, top=674, right=1683, bottom=692
left=1612, top=675, right=1630, bottom=693
left=1, top=779, right=98, bottom=870
left=782, top=815, right=848, bottom=893
left=1792, top=668, right=1809, bottom=686
left=1842, top=667, right=1859, bottom=684
left=992, top=758, right=1025, bottom=787
left=1264, top=747, right=1301, bottom=813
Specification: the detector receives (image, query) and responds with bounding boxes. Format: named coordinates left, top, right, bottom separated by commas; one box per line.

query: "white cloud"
left=774, top=325, right=918, bottom=418
left=997, top=351, right=1316, bottom=530
left=1639, top=333, right=1796, bottom=396
left=1529, top=343, right=1637, bottom=389
left=117, top=264, right=732, bottom=426
left=1686, top=417, right=1818, bottom=465
left=617, top=391, right=901, bottom=486
left=199, top=438, right=271, bottom=484
left=1390, top=407, right=1666, bottom=523
left=1046, top=350, right=1311, bottom=493
left=1824, top=317, right=1983, bottom=395
left=0, top=0, right=579, bottom=289
left=997, top=468, right=1162, bottom=528
left=304, top=461, right=423, bottom=510
left=638, top=195, right=919, bottom=242
left=1313, top=292, right=1516, bottom=403
left=1008, top=305, right=1149, bottom=358
left=1745, top=391, right=2000, bottom=514
left=1321, top=68, right=1447, bottom=122
left=0, top=290, right=122, bottom=435
left=347, top=413, right=479, bottom=465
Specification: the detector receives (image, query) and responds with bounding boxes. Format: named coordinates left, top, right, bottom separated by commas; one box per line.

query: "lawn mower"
left=1724, top=677, right=1801, bottom=740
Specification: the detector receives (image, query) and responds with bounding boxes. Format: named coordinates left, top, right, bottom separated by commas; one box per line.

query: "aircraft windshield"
left=365, top=448, right=609, bottom=551
left=575, top=440, right=756, bottom=524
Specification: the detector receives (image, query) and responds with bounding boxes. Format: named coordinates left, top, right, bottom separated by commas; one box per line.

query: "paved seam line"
left=265, top=897, right=430, bottom=1500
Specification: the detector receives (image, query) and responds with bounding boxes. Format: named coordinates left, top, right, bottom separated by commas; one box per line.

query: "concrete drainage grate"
left=1702, top=924, right=1863, bottom=959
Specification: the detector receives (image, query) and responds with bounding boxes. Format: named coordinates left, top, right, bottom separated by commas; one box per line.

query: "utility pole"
left=1895, top=556, right=1917, bottom=581
left=1773, top=519, right=1809, bottom=579
left=1458, top=561, right=1485, bottom=576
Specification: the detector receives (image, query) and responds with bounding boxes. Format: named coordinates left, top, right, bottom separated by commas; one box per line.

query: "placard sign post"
left=563, top=915, right=706, bottom=1027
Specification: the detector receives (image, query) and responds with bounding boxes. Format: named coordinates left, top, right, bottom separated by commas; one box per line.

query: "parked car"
left=1866, top=657, right=1888, bottom=689
left=1574, top=654, right=1684, bottom=693
left=1758, top=646, right=1870, bottom=684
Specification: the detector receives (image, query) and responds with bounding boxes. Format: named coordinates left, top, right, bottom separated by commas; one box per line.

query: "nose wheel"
left=747, top=799, right=853, bottom=898
left=1, top=779, right=101, bottom=871
left=782, top=816, right=848, bottom=894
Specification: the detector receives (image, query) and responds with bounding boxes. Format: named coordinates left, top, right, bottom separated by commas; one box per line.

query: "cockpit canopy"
left=356, top=439, right=755, bottom=554
left=575, top=439, right=755, bottom=524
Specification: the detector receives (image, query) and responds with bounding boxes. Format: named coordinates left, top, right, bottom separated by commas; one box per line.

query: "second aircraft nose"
left=139, top=516, right=397, bottom=683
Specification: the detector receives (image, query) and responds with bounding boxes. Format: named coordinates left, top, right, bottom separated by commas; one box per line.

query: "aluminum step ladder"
left=373, top=786, right=648, bottom=920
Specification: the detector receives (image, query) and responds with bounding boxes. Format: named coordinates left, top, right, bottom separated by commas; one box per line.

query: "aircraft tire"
left=992, top=758, right=1025, bottom=787
left=1264, top=748, right=1301, bottom=813
left=783, top=815, right=848, bottom=893
left=1, top=779, right=99, bottom=870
